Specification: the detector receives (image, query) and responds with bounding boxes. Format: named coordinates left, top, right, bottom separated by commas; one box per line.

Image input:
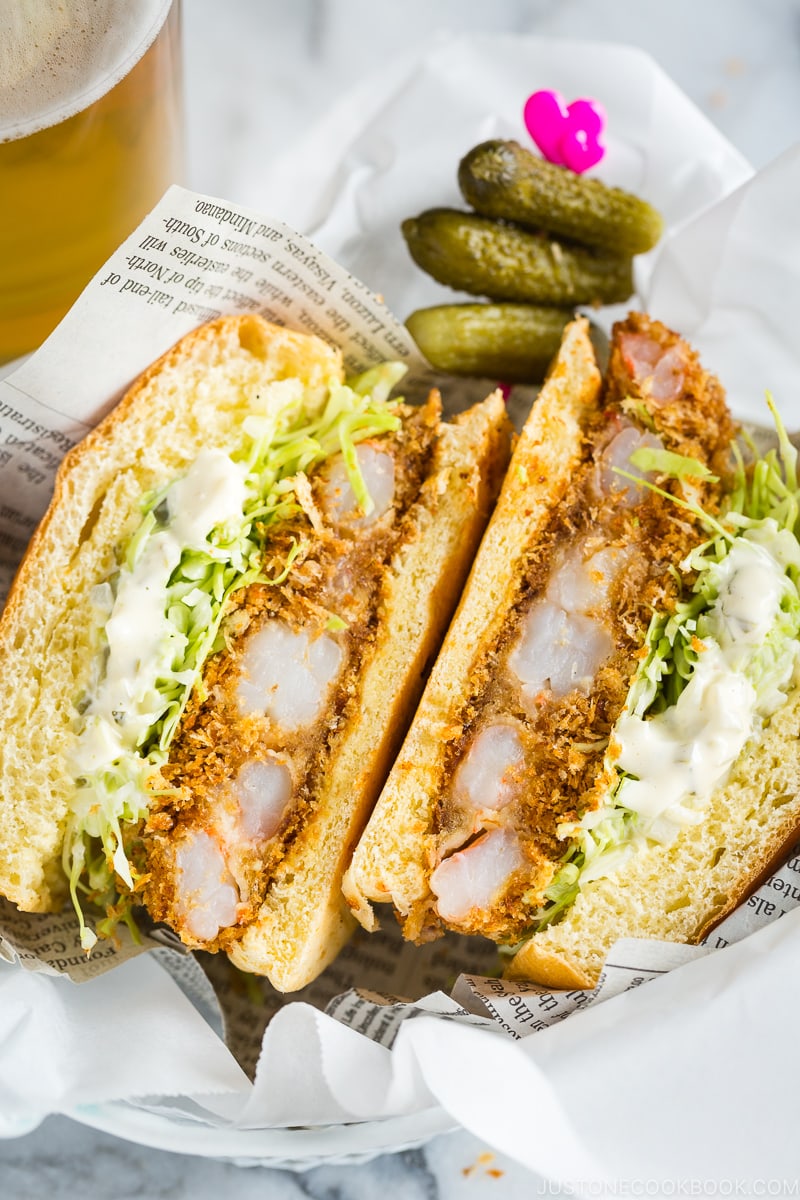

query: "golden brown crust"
left=504, top=944, right=595, bottom=990
left=0, top=310, right=512, bottom=990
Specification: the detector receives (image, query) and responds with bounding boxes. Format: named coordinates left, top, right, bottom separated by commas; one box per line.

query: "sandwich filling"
left=64, top=363, right=441, bottom=950
left=412, top=315, right=785, bottom=944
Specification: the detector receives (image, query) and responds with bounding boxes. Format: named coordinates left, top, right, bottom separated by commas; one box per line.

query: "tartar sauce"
left=601, top=533, right=799, bottom=847
left=73, top=448, right=247, bottom=776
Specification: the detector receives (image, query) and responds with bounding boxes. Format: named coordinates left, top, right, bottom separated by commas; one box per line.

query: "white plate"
left=69, top=1101, right=458, bottom=1168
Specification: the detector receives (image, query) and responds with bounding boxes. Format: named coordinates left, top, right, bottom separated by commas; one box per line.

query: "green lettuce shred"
left=628, top=445, right=718, bottom=483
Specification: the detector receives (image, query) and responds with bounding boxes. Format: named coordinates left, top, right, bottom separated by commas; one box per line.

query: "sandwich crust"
left=0, top=313, right=512, bottom=992
left=346, top=312, right=800, bottom=988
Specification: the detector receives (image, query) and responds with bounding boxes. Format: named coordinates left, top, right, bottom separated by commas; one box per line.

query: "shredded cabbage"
left=65, top=365, right=405, bottom=948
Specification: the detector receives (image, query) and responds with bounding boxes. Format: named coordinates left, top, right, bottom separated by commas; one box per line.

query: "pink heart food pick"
left=521, top=89, right=568, bottom=165
left=523, top=89, right=606, bottom=174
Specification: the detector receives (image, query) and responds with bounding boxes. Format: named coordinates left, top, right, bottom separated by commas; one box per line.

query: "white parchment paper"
left=1, top=36, right=799, bottom=1188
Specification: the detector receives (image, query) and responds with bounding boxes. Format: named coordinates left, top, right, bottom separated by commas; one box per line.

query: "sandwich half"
left=0, top=314, right=511, bottom=991
left=345, top=313, right=800, bottom=988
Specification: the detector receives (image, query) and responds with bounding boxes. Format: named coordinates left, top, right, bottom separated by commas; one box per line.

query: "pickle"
left=402, top=209, right=633, bottom=306
left=459, top=140, right=663, bottom=256
left=405, top=303, right=572, bottom=382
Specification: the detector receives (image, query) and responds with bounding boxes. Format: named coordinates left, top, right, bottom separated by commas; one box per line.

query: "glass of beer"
left=0, top=1, right=184, bottom=363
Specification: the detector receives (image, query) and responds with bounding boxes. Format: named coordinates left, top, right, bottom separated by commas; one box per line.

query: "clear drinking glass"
left=0, top=1, right=184, bottom=363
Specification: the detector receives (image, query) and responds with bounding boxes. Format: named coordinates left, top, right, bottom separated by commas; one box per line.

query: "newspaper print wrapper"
left=2, top=36, right=800, bottom=1186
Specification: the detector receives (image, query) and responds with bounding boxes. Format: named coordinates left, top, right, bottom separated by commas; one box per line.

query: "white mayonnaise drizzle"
left=612, top=645, right=757, bottom=836
left=604, top=534, right=800, bottom=849
left=73, top=449, right=248, bottom=776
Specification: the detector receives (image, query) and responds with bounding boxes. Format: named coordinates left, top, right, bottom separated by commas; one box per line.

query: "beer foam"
left=0, top=0, right=172, bottom=142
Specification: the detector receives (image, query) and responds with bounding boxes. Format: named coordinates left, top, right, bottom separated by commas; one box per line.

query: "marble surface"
left=3, top=1, right=800, bottom=1196
left=1, top=1115, right=546, bottom=1199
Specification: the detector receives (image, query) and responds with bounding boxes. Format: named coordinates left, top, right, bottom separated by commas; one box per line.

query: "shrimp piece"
left=319, top=444, right=395, bottom=528
left=234, top=618, right=343, bottom=728
left=594, top=424, right=664, bottom=504
left=619, top=332, right=686, bottom=404
left=509, top=599, right=613, bottom=699
left=174, top=830, right=240, bottom=942
left=430, top=828, right=524, bottom=924
left=231, top=758, right=293, bottom=841
left=452, top=723, right=526, bottom=815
